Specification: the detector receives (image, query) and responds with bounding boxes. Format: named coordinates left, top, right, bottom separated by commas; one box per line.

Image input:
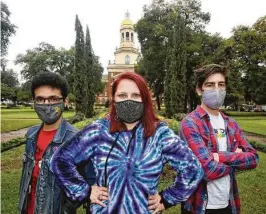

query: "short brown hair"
left=195, top=64, right=228, bottom=88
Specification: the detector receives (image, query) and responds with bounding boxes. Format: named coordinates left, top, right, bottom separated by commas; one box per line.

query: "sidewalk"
left=1, top=128, right=28, bottom=143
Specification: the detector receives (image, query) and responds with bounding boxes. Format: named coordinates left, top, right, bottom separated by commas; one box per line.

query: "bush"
left=1, top=138, right=26, bottom=152
left=173, top=113, right=187, bottom=121
left=249, top=141, right=266, bottom=153
left=68, top=112, right=86, bottom=124
left=168, top=119, right=179, bottom=133
left=223, top=110, right=266, bottom=117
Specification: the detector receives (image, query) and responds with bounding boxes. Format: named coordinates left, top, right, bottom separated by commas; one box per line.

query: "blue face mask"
left=202, top=89, right=226, bottom=109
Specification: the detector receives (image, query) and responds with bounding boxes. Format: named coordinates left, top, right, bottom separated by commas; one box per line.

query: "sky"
left=5, top=0, right=266, bottom=81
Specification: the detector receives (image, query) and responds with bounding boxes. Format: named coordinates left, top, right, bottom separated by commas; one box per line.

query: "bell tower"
left=106, top=11, right=140, bottom=99
left=120, top=11, right=135, bottom=48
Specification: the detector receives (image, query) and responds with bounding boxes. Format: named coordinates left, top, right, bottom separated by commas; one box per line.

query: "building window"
left=131, top=33, right=134, bottom=42
left=126, top=32, right=129, bottom=41
left=121, top=33, right=124, bottom=42
left=125, top=55, right=130, bottom=64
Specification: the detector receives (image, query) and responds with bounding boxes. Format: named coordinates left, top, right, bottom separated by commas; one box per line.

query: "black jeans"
left=205, top=205, right=232, bottom=214
left=181, top=203, right=232, bottom=214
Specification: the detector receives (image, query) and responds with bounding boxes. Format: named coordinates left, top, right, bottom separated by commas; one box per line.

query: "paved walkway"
left=1, top=128, right=28, bottom=143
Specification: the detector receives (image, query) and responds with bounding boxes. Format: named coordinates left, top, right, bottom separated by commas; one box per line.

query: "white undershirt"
left=206, top=113, right=230, bottom=209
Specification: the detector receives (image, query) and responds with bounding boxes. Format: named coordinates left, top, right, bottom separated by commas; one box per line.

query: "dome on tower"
left=121, top=11, right=133, bottom=26
left=121, top=19, right=133, bottom=26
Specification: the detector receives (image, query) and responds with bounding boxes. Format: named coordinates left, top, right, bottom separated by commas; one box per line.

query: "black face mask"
left=115, top=100, right=144, bottom=124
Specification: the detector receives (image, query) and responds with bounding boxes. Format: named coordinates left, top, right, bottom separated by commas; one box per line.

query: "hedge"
left=1, top=137, right=26, bottom=152
left=2, top=117, right=266, bottom=154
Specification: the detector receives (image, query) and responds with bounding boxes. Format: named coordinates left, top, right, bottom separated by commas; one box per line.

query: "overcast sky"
left=6, top=0, right=266, bottom=80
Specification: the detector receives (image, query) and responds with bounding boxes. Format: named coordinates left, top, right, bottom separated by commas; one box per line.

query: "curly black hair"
left=31, top=72, right=69, bottom=99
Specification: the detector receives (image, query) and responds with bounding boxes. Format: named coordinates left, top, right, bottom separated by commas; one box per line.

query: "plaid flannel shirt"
left=179, top=106, right=259, bottom=214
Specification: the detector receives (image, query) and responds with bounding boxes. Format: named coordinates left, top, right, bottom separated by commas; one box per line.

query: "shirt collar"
left=196, top=105, right=229, bottom=121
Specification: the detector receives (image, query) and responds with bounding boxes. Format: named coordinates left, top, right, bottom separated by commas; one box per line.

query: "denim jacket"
left=18, top=118, right=95, bottom=214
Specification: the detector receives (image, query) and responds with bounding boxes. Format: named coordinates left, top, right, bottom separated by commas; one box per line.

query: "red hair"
left=109, top=72, right=159, bottom=137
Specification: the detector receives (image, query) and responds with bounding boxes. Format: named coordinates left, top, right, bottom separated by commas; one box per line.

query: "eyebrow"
left=35, top=95, right=60, bottom=98
left=204, top=81, right=226, bottom=84
left=116, top=92, right=140, bottom=94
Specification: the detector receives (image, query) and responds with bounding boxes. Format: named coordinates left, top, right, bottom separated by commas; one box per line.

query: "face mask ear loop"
left=104, top=132, right=120, bottom=187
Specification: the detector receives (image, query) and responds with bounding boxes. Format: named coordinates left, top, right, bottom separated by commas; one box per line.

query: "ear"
left=196, top=87, right=203, bottom=96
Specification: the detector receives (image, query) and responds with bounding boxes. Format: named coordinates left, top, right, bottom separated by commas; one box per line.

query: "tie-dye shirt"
left=51, top=118, right=203, bottom=213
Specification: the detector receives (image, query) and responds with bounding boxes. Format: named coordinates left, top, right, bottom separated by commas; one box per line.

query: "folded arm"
left=218, top=121, right=258, bottom=170
left=179, top=118, right=232, bottom=182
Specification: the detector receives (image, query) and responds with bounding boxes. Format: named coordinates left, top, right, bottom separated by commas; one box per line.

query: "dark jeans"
left=181, top=203, right=232, bottom=214
left=205, top=205, right=232, bottom=214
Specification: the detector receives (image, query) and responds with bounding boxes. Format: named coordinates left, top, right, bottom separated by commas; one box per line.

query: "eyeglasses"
left=34, top=96, right=63, bottom=104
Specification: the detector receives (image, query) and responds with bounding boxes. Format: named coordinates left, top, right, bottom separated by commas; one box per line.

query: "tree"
left=73, top=15, right=87, bottom=115
left=231, top=16, right=266, bottom=104
left=135, top=0, right=210, bottom=111
left=17, top=88, right=31, bottom=102
left=135, top=0, right=170, bottom=110
left=1, top=2, right=17, bottom=57
left=92, top=55, right=104, bottom=95
left=1, top=69, right=19, bottom=87
left=15, top=43, right=75, bottom=93
left=84, top=25, right=94, bottom=117
left=165, top=15, right=187, bottom=116
left=1, top=83, right=16, bottom=101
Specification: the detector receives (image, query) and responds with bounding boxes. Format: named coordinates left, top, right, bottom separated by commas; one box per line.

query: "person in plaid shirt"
left=179, top=64, right=259, bottom=214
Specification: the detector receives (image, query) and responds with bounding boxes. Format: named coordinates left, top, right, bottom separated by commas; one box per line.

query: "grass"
left=1, top=108, right=75, bottom=133
left=1, top=108, right=75, bottom=119
left=1, top=119, right=41, bottom=133
left=1, top=144, right=266, bottom=214
left=231, top=116, right=266, bottom=136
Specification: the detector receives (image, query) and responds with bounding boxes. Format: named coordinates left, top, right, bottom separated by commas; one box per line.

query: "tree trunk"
left=156, top=95, right=161, bottom=110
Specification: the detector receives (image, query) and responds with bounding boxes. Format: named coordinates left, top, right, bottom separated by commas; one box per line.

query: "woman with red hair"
left=51, top=72, right=203, bottom=214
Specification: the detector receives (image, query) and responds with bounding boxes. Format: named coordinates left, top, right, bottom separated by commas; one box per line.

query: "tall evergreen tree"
left=92, top=55, right=104, bottom=95
left=74, top=15, right=87, bottom=114
left=84, top=25, right=94, bottom=117
left=165, top=15, right=187, bottom=117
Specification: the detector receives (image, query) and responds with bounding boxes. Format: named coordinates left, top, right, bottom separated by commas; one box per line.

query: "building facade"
left=97, top=11, right=140, bottom=104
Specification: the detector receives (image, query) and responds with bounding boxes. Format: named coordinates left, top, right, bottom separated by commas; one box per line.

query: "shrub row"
left=1, top=137, right=26, bottom=152
left=2, top=116, right=266, bottom=154
left=249, top=140, right=266, bottom=153
left=223, top=110, right=266, bottom=117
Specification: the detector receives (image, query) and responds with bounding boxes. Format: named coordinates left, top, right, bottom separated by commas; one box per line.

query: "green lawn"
left=1, top=108, right=75, bottom=133
left=231, top=116, right=266, bottom=136
left=225, top=111, right=266, bottom=117
left=1, top=119, right=41, bottom=133
left=1, top=145, right=266, bottom=214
